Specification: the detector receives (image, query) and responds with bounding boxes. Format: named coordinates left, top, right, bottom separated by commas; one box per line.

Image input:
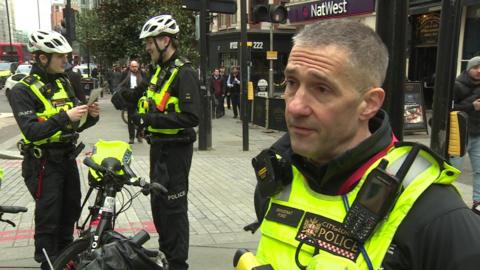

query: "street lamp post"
left=5, top=0, right=13, bottom=48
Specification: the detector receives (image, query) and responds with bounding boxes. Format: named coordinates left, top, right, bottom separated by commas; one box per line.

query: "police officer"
left=122, top=15, right=200, bottom=269
left=249, top=20, right=480, bottom=270
left=7, top=30, right=100, bottom=269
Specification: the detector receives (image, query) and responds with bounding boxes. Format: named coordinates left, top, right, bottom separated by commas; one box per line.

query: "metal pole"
left=430, top=0, right=463, bottom=157
left=5, top=0, right=13, bottom=47
left=198, top=0, right=212, bottom=150
left=240, top=0, right=249, bottom=151
left=37, top=0, right=41, bottom=28
left=376, top=0, right=408, bottom=141
left=268, top=23, right=274, bottom=97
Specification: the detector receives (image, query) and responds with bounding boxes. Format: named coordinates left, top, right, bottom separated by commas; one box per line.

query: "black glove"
left=132, top=113, right=148, bottom=128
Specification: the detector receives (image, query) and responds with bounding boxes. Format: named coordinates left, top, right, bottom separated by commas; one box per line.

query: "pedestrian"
left=451, top=56, right=480, bottom=214
left=121, top=14, right=200, bottom=269
left=65, top=62, right=86, bottom=104
left=118, top=60, right=147, bottom=144
left=219, top=66, right=230, bottom=110
left=210, top=68, right=224, bottom=118
left=226, top=66, right=241, bottom=118
left=7, top=30, right=100, bottom=270
left=250, top=19, right=480, bottom=270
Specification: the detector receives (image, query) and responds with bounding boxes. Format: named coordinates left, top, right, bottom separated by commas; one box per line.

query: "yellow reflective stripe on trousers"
left=256, top=145, right=459, bottom=270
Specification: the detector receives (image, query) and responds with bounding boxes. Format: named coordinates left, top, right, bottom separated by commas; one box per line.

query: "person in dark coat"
left=118, top=60, right=147, bottom=144
left=451, top=56, right=480, bottom=214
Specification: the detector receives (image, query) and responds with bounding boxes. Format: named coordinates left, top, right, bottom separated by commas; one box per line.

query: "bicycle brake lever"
left=0, top=218, right=16, bottom=227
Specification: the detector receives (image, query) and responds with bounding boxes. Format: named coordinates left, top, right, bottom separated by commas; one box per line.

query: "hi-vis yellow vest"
left=138, top=59, right=185, bottom=135
left=256, top=144, right=459, bottom=270
left=20, top=74, right=75, bottom=145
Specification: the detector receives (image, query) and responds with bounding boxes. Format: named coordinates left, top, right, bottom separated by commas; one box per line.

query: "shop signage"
left=404, top=81, right=428, bottom=133
left=288, top=0, right=375, bottom=23
left=415, top=13, right=440, bottom=46
left=229, top=41, right=264, bottom=50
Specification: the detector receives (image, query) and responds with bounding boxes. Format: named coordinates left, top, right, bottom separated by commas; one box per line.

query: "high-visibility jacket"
left=20, top=74, right=75, bottom=145
left=256, top=144, right=459, bottom=270
left=138, top=59, right=185, bottom=135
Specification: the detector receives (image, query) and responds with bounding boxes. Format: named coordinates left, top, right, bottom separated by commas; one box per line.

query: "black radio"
left=343, top=145, right=421, bottom=242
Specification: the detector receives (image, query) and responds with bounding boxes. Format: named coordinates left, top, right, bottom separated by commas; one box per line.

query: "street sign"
left=257, top=79, right=268, bottom=91
left=248, top=81, right=254, bottom=101
left=266, top=51, right=278, bottom=60
left=182, top=0, right=237, bottom=14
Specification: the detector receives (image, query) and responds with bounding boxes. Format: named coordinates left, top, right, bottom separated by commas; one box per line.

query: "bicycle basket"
left=88, top=140, right=133, bottom=183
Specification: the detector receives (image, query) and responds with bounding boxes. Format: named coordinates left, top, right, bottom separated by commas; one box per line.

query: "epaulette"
left=22, top=75, right=37, bottom=85
left=173, top=57, right=191, bottom=68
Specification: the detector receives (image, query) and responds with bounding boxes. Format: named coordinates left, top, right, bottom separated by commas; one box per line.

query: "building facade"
left=0, top=0, right=16, bottom=43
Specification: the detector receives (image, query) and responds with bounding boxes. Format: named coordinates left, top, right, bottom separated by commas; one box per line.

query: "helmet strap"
left=153, top=36, right=170, bottom=64
left=36, top=53, right=53, bottom=74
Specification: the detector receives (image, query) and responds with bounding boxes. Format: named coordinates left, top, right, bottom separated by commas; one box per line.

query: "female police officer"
left=8, top=30, right=99, bottom=269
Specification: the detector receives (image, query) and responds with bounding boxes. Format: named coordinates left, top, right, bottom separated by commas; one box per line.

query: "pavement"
left=0, top=92, right=474, bottom=269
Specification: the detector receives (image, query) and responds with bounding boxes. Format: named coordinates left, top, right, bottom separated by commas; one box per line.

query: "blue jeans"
left=450, top=135, right=480, bottom=203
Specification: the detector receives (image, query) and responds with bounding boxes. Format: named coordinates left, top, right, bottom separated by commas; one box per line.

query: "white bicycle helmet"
left=139, top=15, right=179, bottom=39
left=28, top=30, right=72, bottom=54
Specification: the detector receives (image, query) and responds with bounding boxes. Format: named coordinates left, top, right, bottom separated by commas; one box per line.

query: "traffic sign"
left=266, top=51, right=278, bottom=60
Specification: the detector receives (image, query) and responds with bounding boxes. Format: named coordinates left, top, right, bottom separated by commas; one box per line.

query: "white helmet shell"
left=28, top=30, right=72, bottom=54
left=139, top=15, right=179, bottom=39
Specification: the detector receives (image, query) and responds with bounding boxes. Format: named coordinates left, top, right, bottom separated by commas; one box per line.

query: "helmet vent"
left=52, top=38, right=63, bottom=46
left=31, top=36, right=37, bottom=42
left=44, top=42, right=55, bottom=49
left=149, top=25, right=157, bottom=32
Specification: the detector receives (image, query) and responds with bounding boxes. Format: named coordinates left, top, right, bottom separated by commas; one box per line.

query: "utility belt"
left=17, top=134, right=85, bottom=160
left=145, top=129, right=196, bottom=145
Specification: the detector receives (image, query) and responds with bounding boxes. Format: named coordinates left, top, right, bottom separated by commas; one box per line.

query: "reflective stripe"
left=386, top=153, right=432, bottom=188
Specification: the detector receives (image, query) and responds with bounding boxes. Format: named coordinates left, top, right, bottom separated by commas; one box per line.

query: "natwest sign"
left=288, top=0, right=375, bottom=23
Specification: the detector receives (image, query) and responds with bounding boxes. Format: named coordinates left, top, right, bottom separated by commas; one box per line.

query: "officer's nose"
left=286, top=87, right=312, bottom=117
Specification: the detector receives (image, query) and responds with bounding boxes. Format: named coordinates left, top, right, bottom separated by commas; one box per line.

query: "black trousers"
left=226, top=93, right=231, bottom=109
left=215, top=95, right=225, bottom=117
left=231, top=93, right=240, bottom=117
left=22, top=155, right=81, bottom=264
left=150, top=142, right=193, bottom=270
left=127, top=107, right=143, bottom=140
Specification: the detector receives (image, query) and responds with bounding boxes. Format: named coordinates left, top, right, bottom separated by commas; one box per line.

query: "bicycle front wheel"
left=52, top=238, right=90, bottom=270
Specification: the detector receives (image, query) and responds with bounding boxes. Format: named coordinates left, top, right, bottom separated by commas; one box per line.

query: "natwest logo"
left=311, top=0, right=347, bottom=18
left=288, top=0, right=375, bottom=23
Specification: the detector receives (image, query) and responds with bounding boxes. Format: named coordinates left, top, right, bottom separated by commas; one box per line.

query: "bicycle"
left=51, top=140, right=168, bottom=270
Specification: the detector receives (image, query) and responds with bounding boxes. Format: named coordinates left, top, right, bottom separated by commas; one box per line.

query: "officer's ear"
left=358, top=87, right=385, bottom=121
left=38, top=54, right=49, bottom=66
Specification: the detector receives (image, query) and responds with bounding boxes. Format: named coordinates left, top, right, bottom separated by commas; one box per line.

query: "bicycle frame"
left=76, top=163, right=135, bottom=253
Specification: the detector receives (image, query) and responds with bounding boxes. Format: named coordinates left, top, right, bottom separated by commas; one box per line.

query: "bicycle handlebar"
left=83, top=157, right=168, bottom=195
left=0, top=206, right=28, bottom=214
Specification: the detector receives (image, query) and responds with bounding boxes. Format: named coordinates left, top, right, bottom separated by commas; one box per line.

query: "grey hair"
left=292, top=19, right=389, bottom=91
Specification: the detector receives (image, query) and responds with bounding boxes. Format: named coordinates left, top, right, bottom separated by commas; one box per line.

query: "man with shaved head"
left=249, top=19, right=480, bottom=270
left=118, top=60, right=146, bottom=143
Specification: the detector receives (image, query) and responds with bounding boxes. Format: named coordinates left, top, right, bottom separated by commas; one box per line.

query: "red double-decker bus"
left=0, top=42, right=32, bottom=64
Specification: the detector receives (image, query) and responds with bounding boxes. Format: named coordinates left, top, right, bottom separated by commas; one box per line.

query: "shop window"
left=462, top=4, right=480, bottom=70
